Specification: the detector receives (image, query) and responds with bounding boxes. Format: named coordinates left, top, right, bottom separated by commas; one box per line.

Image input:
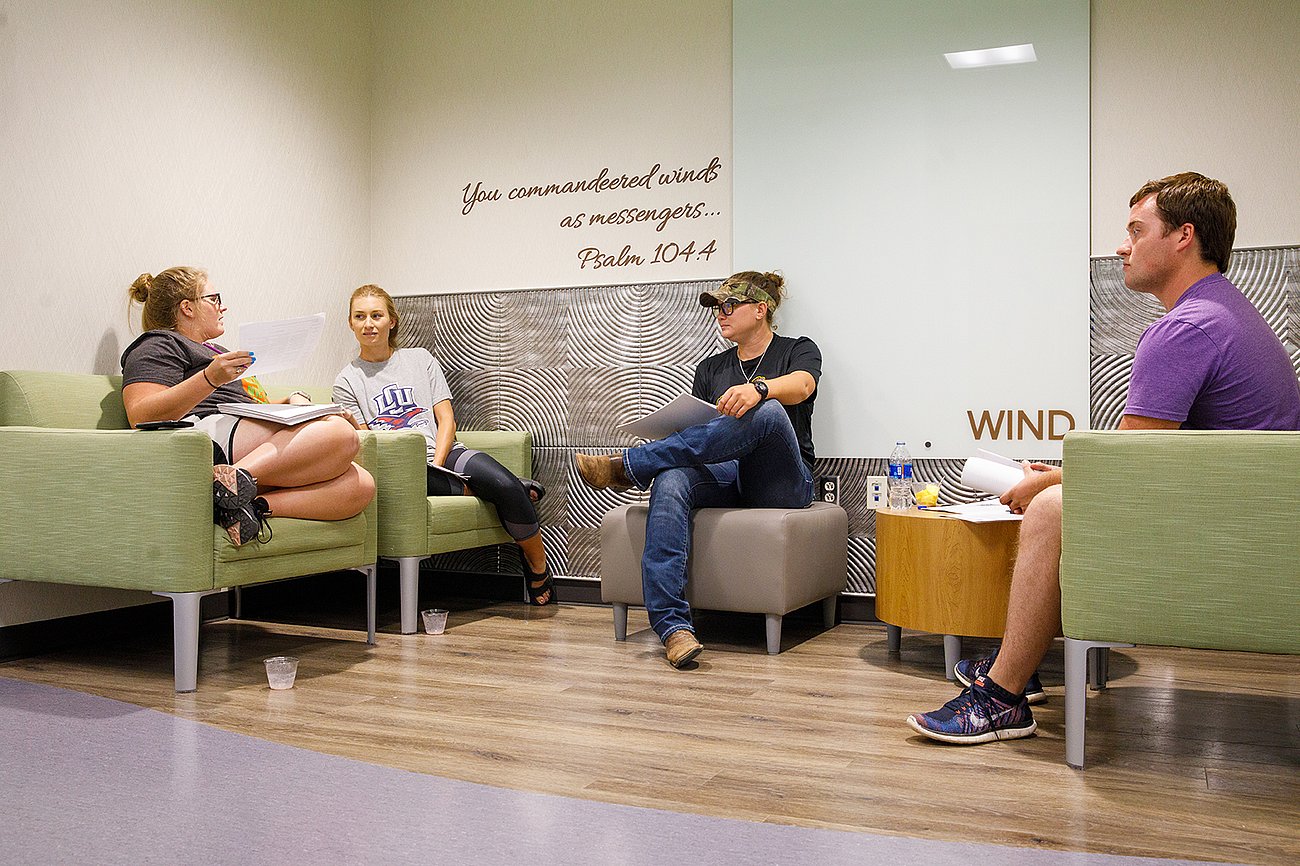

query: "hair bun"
left=128, top=273, right=153, bottom=303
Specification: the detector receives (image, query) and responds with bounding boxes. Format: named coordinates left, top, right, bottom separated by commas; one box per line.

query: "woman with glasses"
left=121, top=266, right=375, bottom=546
left=333, top=284, right=555, bottom=606
left=575, top=270, right=822, bottom=668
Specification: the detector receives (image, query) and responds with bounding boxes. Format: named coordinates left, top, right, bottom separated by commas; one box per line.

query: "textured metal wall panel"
left=394, top=249, right=1297, bottom=593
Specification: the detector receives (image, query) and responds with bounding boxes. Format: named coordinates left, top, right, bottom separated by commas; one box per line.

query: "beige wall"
left=0, top=0, right=372, bottom=381
left=369, top=0, right=733, bottom=293
left=0, top=0, right=372, bottom=626
left=1090, top=0, right=1300, bottom=251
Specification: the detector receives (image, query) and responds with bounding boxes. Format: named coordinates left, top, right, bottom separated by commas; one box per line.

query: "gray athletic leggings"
left=426, top=446, right=539, bottom=541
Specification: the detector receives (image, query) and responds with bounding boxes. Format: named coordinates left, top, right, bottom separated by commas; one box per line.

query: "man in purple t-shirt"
left=907, top=172, right=1300, bottom=745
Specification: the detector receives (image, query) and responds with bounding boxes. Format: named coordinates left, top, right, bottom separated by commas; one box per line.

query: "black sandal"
left=520, top=477, right=547, bottom=504
left=526, top=565, right=556, bottom=606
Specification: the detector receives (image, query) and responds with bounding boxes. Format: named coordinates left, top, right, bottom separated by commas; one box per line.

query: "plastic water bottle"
left=888, top=441, right=913, bottom=509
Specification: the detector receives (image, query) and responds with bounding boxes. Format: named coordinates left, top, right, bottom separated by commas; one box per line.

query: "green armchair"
left=1060, top=430, right=1300, bottom=768
left=0, top=370, right=380, bottom=692
left=370, top=428, right=532, bottom=633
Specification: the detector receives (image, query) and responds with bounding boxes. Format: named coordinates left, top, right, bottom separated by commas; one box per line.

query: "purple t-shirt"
left=1125, top=272, right=1300, bottom=430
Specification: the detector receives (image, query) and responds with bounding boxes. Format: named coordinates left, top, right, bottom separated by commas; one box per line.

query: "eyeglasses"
left=714, top=298, right=757, bottom=317
left=198, top=292, right=222, bottom=307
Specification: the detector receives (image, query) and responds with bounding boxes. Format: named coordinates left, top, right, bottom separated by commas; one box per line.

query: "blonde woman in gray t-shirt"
left=334, top=285, right=554, bottom=605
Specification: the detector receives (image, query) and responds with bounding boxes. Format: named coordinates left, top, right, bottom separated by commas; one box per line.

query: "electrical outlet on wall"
left=817, top=475, right=840, bottom=503
left=867, top=475, right=888, bottom=509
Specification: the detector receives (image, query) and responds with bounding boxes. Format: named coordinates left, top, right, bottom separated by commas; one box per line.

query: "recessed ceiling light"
left=944, top=43, right=1037, bottom=70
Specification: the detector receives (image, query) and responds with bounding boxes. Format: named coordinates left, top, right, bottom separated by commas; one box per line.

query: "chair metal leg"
left=886, top=623, right=902, bottom=654
left=943, top=634, right=962, bottom=681
left=396, top=556, right=423, bottom=635
left=1065, top=637, right=1133, bottom=769
left=358, top=564, right=377, bottom=645
left=612, top=602, right=628, bottom=641
left=232, top=585, right=243, bottom=619
left=1088, top=646, right=1111, bottom=690
left=765, top=613, right=782, bottom=654
left=821, top=595, right=837, bottom=629
left=154, top=590, right=220, bottom=693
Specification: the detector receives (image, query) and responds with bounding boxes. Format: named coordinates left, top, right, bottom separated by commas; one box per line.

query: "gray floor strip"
left=0, top=677, right=1234, bottom=866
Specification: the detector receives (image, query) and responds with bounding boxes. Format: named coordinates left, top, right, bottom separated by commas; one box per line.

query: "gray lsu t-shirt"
left=333, top=348, right=453, bottom=465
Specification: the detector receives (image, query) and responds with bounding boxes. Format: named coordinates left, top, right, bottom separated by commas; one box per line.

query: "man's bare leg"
left=987, top=484, right=1063, bottom=694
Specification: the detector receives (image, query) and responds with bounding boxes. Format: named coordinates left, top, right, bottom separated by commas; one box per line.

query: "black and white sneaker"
left=213, top=465, right=257, bottom=512
left=221, top=496, right=273, bottom=547
left=954, top=651, right=1047, bottom=705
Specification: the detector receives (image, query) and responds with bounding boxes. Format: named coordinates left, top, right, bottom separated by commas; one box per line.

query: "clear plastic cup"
left=911, top=480, right=941, bottom=508
left=421, top=608, right=449, bottom=635
left=263, top=656, right=299, bottom=690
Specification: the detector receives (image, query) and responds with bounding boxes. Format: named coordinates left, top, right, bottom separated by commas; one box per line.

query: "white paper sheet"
left=959, top=448, right=1026, bottom=497
left=236, top=313, right=326, bottom=378
left=616, top=394, right=721, bottom=440
left=429, top=463, right=471, bottom=483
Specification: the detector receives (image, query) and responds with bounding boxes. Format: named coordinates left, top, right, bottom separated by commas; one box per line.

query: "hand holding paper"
left=616, top=394, right=722, bottom=441
left=959, top=449, right=1028, bottom=497
left=236, top=313, right=326, bottom=378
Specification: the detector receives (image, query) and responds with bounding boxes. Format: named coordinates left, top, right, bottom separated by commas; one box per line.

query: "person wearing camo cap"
left=576, top=270, right=823, bottom=668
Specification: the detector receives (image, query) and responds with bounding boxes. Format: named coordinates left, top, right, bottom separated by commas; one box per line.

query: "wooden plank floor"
left=3, top=601, right=1297, bottom=865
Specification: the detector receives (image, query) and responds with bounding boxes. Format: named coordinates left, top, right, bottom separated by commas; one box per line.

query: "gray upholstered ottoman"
left=599, top=501, right=849, bottom=653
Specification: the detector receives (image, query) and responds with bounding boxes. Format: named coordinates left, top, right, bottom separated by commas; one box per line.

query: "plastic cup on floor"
left=421, top=608, right=449, bottom=635
left=263, top=656, right=299, bottom=690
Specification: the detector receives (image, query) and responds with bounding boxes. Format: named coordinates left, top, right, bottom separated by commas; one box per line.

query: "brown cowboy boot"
left=574, top=453, right=633, bottom=492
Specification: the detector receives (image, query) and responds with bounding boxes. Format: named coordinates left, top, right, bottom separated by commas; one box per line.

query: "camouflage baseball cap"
left=699, top=277, right=775, bottom=308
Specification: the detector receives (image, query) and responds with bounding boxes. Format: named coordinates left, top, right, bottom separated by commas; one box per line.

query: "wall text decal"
left=967, top=408, right=1077, bottom=441
left=459, top=156, right=726, bottom=275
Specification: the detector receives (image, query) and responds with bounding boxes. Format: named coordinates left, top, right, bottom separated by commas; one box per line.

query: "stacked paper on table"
left=924, top=500, right=1023, bottom=523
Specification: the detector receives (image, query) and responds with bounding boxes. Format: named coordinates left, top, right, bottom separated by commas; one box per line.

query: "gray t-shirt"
left=120, top=330, right=255, bottom=418
left=333, top=348, right=453, bottom=465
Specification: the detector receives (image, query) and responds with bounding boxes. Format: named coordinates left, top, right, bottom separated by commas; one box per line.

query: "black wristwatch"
left=752, top=379, right=769, bottom=401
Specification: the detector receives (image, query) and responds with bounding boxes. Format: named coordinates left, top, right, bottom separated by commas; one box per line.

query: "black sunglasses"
left=714, top=298, right=757, bottom=317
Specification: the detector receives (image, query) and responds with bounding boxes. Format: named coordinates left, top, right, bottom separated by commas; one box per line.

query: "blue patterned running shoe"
left=906, top=676, right=1037, bottom=744
left=954, top=653, right=1046, bottom=705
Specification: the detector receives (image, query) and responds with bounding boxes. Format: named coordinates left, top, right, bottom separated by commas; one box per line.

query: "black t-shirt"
left=691, top=334, right=822, bottom=467
left=120, top=330, right=254, bottom=418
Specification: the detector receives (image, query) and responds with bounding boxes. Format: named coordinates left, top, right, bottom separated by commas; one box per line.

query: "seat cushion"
left=600, top=502, right=848, bottom=615
left=426, top=495, right=508, bottom=537
left=215, top=513, right=369, bottom=563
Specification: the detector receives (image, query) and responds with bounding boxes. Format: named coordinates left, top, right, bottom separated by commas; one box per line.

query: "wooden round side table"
left=874, top=508, right=1021, bottom=679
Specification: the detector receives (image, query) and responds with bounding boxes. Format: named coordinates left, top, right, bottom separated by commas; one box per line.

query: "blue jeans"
left=623, top=400, right=814, bottom=642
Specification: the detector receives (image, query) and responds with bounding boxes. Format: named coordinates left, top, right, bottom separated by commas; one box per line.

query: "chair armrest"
left=369, top=430, right=432, bottom=556
left=354, top=431, right=379, bottom=563
left=457, top=430, right=533, bottom=478
left=1060, top=430, right=1300, bottom=654
left=0, top=427, right=214, bottom=588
